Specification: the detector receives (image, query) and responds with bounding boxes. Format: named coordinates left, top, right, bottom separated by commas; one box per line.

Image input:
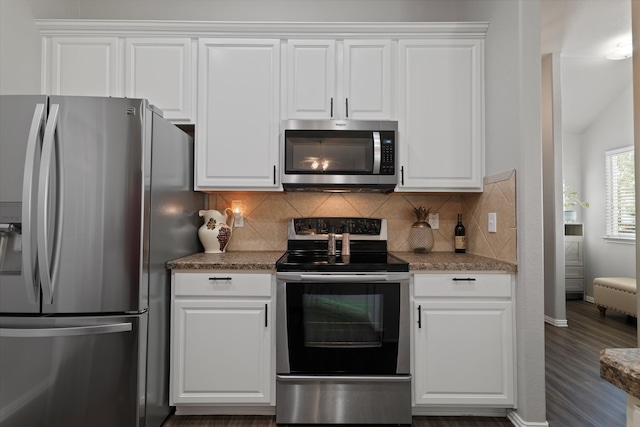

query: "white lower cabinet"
left=170, top=272, right=274, bottom=411
left=412, top=273, right=515, bottom=408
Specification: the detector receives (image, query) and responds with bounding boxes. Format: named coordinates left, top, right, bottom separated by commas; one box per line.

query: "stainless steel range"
left=275, top=217, right=411, bottom=425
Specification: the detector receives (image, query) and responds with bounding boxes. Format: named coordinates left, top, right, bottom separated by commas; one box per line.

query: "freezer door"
left=0, top=95, right=48, bottom=314
left=41, top=96, right=147, bottom=314
left=0, top=313, right=146, bottom=427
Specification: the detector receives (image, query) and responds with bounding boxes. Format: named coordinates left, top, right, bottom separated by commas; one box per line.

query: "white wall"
left=563, top=133, right=585, bottom=221
left=0, top=0, right=547, bottom=424
left=581, top=83, right=635, bottom=297
left=543, top=53, right=568, bottom=325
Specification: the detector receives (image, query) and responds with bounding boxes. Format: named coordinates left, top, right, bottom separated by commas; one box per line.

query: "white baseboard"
left=507, top=410, right=550, bottom=426
left=544, top=315, right=568, bottom=327
left=584, top=295, right=595, bottom=303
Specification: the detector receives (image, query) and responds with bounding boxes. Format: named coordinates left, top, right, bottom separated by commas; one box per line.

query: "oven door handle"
left=277, top=273, right=407, bottom=282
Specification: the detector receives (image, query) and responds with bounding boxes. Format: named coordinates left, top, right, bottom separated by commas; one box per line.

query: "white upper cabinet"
left=342, top=40, right=393, bottom=119
left=124, top=38, right=195, bottom=123
left=42, top=34, right=196, bottom=123
left=284, top=39, right=392, bottom=120
left=284, top=40, right=335, bottom=119
left=195, top=38, right=281, bottom=190
left=397, top=39, right=484, bottom=191
left=46, top=37, right=120, bottom=97
left=38, top=21, right=487, bottom=193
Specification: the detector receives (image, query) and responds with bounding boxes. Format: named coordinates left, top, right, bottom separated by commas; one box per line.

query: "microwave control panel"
left=380, top=136, right=395, bottom=174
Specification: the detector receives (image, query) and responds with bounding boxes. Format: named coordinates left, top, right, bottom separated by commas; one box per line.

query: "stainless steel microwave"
left=281, top=119, right=398, bottom=193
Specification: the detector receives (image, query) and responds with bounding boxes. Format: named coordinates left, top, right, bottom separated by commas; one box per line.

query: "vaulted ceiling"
left=540, top=0, right=632, bottom=135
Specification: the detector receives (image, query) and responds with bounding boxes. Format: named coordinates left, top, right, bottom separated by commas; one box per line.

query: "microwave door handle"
left=372, top=131, right=381, bottom=174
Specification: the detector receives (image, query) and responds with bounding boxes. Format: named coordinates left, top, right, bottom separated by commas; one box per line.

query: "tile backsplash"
left=206, top=169, right=516, bottom=264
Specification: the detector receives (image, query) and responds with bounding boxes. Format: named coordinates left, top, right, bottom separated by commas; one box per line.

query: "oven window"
left=285, top=282, right=401, bottom=375
left=285, top=131, right=374, bottom=174
left=303, top=294, right=383, bottom=348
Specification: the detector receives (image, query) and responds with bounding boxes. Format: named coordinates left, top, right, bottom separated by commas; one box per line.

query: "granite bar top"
left=167, top=251, right=517, bottom=272
left=600, top=348, right=640, bottom=400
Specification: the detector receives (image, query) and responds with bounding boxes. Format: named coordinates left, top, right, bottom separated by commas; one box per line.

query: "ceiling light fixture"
left=606, top=42, right=633, bottom=60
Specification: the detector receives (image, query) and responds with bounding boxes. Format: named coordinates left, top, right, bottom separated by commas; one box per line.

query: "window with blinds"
left=605, top=146, right=635, bottom=239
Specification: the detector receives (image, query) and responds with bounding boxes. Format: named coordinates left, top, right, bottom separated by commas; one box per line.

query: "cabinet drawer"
left=565, top=265, right=583, bottom=279
left=414, top=274, right=511, bottom=298
left=565, top=278, right=584, bottom=293
left=173, top=272, right=272, bottom=297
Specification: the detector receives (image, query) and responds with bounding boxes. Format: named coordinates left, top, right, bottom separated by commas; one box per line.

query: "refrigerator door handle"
left=37, top=104, right=63, bottom=304
left=0, top=322, right=132, bottom=338
left=21, top=103, right=46, bottom=304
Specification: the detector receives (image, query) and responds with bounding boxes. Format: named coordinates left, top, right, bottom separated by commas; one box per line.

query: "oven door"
left=276, top=273, right=410, bottom=375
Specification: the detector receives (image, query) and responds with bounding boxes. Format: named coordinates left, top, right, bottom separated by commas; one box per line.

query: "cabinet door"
left=196, top=39, right=280, bottom=190
left=125, top=38, right=195, bottom=123
left=413, top=300, right=514, bottom=406
left=398, top=39, right=484, bottom=191
left=564, top=238, right=583, bottom=264
left=343, top=40, right=392, bottom=119
left=284, top=40, right=336, bottom=119
left=171, top=300, right=272, bottom=404
left=46, top=37, right=119, bottom=97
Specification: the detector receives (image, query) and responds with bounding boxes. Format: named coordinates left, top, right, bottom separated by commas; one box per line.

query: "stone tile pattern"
left=167, top=250, right=516, bottom=272
left=600, top=348, right=640, bottom=400
left=205, top=170, right=516, bottom=264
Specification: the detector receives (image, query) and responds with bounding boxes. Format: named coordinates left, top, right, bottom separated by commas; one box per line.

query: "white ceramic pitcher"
left=198, top=208, right=235, bottom=253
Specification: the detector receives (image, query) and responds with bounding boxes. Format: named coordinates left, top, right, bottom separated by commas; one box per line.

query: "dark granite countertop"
left=395, top=251, right=516, bottom=272
left=600, top=348, right=640, bottom=400
left=167, top=251, right=517, bottom=272
left=167, top=251, right=284, bottom=270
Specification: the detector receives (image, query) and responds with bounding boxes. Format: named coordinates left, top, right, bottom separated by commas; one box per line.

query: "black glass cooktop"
left=276, top=250, right=409, bottom=273
left=277, top=217, right=409, bottom=273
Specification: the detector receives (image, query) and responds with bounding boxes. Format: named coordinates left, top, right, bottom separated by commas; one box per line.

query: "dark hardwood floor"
left=545, top=299, right=636, bottom=427
left=163, top=300, right=637, bottom=427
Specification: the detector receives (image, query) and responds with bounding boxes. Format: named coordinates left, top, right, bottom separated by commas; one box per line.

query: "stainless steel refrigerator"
left=0, top=95, right=205, bottom=427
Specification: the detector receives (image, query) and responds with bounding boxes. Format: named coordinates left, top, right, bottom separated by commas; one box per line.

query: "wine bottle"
left=454, top=214, right=466, bottom=253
